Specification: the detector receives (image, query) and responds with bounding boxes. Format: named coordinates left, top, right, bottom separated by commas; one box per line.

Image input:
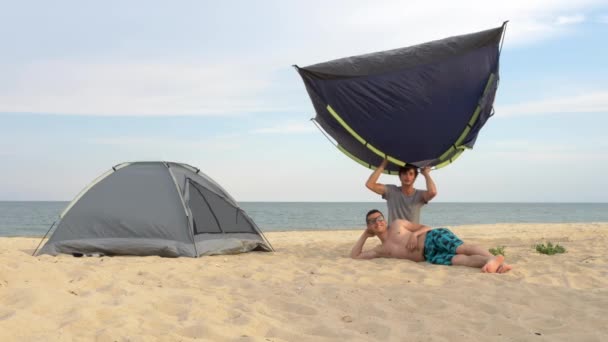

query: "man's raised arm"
left=420, top=166, right=437, bottom=203
left=365, top=159, right=388, bottom=195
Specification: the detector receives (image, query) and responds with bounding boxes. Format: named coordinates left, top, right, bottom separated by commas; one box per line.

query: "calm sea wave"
left=1, top=201, right=608, bottom=237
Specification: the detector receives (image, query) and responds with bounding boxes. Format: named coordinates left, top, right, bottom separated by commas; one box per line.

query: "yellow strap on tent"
left=454, top=126, right=472, bottom=147
left=326, top=105, right=367, bottom=146
left=337, top=145, right=398, bottom=175
left=327, top=105, right=408, bottom=167
left=434, top=148, right=465, bottom=169
left=468, top=104, right=482, bottom=127
left=437, top=73, right=496, bottom=163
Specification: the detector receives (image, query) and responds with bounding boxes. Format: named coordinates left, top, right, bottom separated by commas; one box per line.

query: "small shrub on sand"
left=488, top=246, right=506, bottom=256
left=535, top=242, right=566, bottom=255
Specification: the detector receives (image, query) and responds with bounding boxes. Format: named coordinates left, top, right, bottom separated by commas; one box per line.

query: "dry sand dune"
left=1, top=223, right=607, bottom=341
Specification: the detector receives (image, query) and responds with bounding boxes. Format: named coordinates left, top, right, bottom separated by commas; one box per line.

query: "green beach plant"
left=535, top=242, right=566, bottom=255
left=488, top=246, right=506, bottom=256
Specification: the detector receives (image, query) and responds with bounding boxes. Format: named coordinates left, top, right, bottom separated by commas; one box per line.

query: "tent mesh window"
left=188, top=182, right=255, bottom=235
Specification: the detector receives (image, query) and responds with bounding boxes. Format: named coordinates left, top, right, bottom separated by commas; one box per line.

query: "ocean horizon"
left=1, top=201, right=608, bottom=237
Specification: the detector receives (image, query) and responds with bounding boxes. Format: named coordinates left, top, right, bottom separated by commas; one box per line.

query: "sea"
left=1, top=201, right=608, bottom=237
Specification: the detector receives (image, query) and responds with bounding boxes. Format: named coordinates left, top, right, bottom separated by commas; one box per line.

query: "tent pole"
left=165, top=163, right=200, bottom=257
left=32, top=221, right=56, bottom=256
left=311, top=118, right=338, bottom=147
left=195, top=185, right=225, bottom=235
left=499, top=20, right=509, bottom=57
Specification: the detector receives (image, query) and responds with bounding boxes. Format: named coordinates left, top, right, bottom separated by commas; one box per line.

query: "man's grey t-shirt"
left=382, top=185, right=427, bottom=224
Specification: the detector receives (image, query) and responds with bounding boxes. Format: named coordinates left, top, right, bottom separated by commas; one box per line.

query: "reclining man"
left=350, top=209, right=512, bottom=273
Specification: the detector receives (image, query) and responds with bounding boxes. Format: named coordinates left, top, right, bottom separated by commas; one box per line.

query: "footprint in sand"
left=177, top=323, right=223, bottom=340
left=269, top=298, right=318, bottom=316
left=0, top=309, right=16, bottom=321
left=151, top=295, right=192, bottom=321
left=2, top=289, right=37, bottom=307
left=352, top=321, right=391, bottom=339
left=227, top=311, right=251, bottom=325
left=96, top=284, right=129, bottom=297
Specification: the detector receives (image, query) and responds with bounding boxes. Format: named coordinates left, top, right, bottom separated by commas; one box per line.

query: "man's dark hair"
left=365, top=209, right=382, bottom=222
left=398, top=164, right=419, bottom=177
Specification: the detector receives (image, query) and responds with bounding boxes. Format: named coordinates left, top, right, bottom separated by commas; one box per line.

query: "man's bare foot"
left=481, top=255, right=504, bottom=273
left=497, top=264, right=512, bottom=274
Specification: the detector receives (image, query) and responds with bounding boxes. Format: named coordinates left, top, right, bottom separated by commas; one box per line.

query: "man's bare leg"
left=452, top=254, right=508, bottom=273
left=451, top=242, right=511, bottom=273
left=455, top=244, right=510, bottom=273
left=455, top=243, right=493, bottom=257
left=451, top=254, right=490, bottom=268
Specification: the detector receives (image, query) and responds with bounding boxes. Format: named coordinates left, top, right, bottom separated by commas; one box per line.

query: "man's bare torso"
left=378, top=222, right=427, bottom=261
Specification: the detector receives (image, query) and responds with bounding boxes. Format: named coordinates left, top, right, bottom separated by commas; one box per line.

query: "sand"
left=1, top=223, right=607, bottom=341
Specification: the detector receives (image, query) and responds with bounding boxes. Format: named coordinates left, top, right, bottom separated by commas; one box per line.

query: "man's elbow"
left=351, top=251, right=369, bottom=260
left=366, top=182, right=384, bottom=195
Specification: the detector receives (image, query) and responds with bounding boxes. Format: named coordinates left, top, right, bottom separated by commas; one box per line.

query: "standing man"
left=365, top=159, right=437, bottom=224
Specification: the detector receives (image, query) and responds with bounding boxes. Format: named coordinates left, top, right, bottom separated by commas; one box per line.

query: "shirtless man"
left=350, top=209, right=512, bottom=273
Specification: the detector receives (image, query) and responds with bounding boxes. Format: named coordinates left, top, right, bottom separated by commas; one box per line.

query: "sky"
left=1, top=0, right=607, bottom=202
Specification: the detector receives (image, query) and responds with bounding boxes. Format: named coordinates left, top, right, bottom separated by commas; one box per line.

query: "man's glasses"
left=366, top=216, right=385, bottom=225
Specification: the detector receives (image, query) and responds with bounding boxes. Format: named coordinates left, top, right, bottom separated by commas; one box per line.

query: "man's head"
left=398, top=165, right=419, bottom=186
left=365, top=209, right=387, bottom=236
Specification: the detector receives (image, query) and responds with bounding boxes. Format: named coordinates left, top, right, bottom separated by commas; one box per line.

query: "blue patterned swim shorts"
left=424, top=228, right=463, bottom=265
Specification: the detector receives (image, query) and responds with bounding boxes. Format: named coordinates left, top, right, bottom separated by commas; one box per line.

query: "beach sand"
left=1, top=223, right=607, bottom=341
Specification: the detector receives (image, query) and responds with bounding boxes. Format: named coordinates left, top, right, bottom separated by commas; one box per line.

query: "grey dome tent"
left=36, top=161, right=273, bottom=257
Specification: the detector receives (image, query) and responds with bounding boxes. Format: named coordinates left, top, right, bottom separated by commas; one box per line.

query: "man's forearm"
left=365, top=160, right=386, bottom=188
left=350, top=233, right=370, bottom=258
left=424, top=174, right=437, bottom=196
left=405, top=223, right=431, bottom=234
left=414, top=226, right=432, bottom=238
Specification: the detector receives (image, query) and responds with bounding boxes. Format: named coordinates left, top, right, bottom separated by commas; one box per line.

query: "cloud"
left=88, top=135, right=241, bottom=150
left=297, top=0, right=603, bottom=58
left=0, top=151, right=17, bottom=157
left=491, top=150, right=606, bottom=162
left=486, top=140, right=608, bottom=162
left=555, top=14, right=586, bottom=25
left=251, top=122, right=317, bottom=134
left=0, top=0, right=605, bottom=117
left=490, top=140, right=576, bottom=151
left=600, top=15, right=608, bottom=23
left=0, top=60, right=297, bottom=116
left=497, top=91, right=608, bottom=117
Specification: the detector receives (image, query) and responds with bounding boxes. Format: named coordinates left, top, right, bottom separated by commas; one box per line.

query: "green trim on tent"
left=326, top=105, right=366, bottom=145
left=387, top=156, right=406, bottom=167
left=438, top=146, right=456, bottom=162
left=327, top=104, right=408, bottom=168
left=437, top=73, right=496, bottom=163
left=337, top=145, right=398, bottom=175
left=435, top=148, right=465, bottom=169
left=454, top=126, right=471, bottom=147
left=468, top=104, right=482, bottom=127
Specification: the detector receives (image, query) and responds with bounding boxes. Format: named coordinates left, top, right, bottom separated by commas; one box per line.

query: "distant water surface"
left=1, top=201, right=607, bottom=237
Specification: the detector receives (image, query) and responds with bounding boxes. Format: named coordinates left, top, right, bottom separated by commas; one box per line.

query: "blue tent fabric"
left=295, top=23, right=507, bottom=172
